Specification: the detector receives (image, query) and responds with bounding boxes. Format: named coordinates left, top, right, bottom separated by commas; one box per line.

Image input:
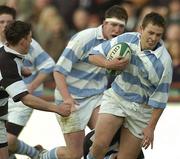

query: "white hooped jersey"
left=92, top=32, right=173, bottom=109
left=54, top=25, right=108, bottom=101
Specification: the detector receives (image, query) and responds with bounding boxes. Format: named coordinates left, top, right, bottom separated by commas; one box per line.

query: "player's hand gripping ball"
left=106, top=42, right=132, bottom=75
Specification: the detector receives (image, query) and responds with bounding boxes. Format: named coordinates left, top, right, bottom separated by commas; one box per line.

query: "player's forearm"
left=21, top=94, right=57, bottom=113
left=89, top=55, right=128, bottom=70
left=148, top=108, right=164, bottom=130
left=29, top=72, right=48, bottom=90
left=53, top=71, right=71, bottom=100
left=89, top=55, right=108, bottom=68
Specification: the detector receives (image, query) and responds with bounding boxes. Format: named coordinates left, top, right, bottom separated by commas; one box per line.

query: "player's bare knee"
left=70, top=152, right=82, bottom=159
left=69, top=148, right=83, bottom=159
left=57, top=147, right=83, bottom=159
left=90, top=142, right=109, bottom=157
left=60, top=150, right=82, bottom=159
left=116, top=150, right=140, bottom=159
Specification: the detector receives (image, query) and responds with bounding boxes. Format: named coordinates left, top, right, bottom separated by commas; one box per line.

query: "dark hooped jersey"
left=0, top=46, right=29, bottom=117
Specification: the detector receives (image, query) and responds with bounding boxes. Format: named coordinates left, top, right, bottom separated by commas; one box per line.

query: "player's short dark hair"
left=105, top=5, right=128, bottom=23
left=5, top=20, right=31, bottom=45
left=142, top=12, right=166, bottom=30
left=0, top=5, right=16, bottom=19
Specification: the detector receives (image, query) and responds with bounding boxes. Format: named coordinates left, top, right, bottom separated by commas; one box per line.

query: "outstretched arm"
left=21, top=94, right=71, bottom=117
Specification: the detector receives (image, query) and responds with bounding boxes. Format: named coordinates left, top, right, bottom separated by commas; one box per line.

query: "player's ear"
left=103, top=20, right=108, bottom=26
left=18, top=38, right=24, bottom=46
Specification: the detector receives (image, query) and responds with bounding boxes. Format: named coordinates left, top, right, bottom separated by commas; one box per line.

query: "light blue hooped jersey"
left=92, top=32, right=173, bottom=109
left=54, top=26, right=108, bottom=100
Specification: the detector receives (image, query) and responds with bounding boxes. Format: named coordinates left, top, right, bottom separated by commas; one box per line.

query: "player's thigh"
left=94, top=113, right=124, bottom=147
left=117, top=127, right=142, bottom=159
left=94, top=89, right=126, bottom=146
left=88, top=106, right=100, bottom=129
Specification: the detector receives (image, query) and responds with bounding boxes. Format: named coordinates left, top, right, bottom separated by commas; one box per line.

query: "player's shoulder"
left=67, top=27, right=98, bottom=48
left=30, top=39, right=41, bottom=48
left=28, top=38, right=44, bottom=55
left=71, top=27, right=97, bottom=41
left=0, top=49, right=17, bottom=69
left=117, top=32, right=140, bottom=45
left=119, top=32, right=139, bottom=40
left=0, top=47, right=14, bottom=61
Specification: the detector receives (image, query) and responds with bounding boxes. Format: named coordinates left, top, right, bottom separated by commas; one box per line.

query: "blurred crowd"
left=0, top=0, right=180, bottom=86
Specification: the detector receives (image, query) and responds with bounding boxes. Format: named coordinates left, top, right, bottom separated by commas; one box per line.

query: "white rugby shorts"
left=100, top=88, right=153, bottom=139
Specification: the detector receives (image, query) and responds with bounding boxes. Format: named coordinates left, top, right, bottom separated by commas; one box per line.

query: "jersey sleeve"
left=54, top=32, right=86, bottom=76
left=148, top=61, right=173, bottom=108
left=1, top=57, right=28, bottom=102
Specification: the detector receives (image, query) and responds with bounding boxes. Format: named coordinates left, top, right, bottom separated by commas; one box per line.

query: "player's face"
left=140, top=23, right=164, bottom=50
left=0, top=14, right=14, bottom=40
left=103, top=20, right=125, bottom=40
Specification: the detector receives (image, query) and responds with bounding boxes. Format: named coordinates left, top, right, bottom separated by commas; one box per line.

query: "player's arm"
left=4, top=70, right=71, bottom=117
left=53, top=34, right=85, bottom=110
left=28, top=72, right=48, bottom=93
left=89, top=54, right=109, bottom=68
left=53, top=71, right=77, bottom=112
left=142, top=60, right=173, bottom=150
left=148, top=108, right=164, bottom=130
left=54, top=71, right=71, bottom=101
left=88, top=38, right=129, bottom=70
left=89, top=54, right=128, bottom=70
left=21, top=93, right=71, bottom=117
left=142, top=108, right=164, bottom=149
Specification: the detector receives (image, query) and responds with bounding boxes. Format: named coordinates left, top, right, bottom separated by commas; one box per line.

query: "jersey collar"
left=138, top=33, right=164, bottom=59
left=4, top=45, right=25, bottom=59
left=96, top=25, right=106, bottom=40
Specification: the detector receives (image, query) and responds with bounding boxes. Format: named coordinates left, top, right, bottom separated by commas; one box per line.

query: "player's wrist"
left=104, top=60, right=110, bottom=69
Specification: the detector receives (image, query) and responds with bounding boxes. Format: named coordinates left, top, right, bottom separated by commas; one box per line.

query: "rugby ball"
left=106, top=42, right=132, bottom=75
